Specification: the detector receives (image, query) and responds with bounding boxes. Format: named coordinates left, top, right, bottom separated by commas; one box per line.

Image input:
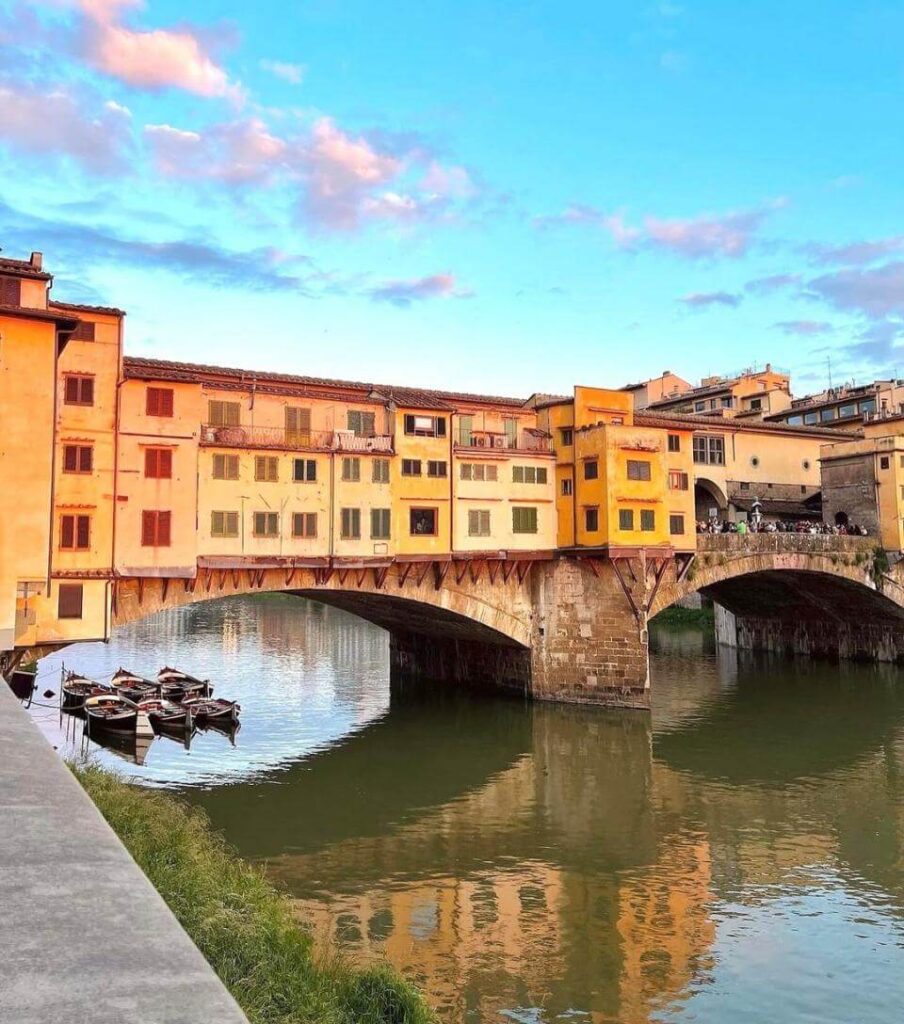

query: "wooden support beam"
left=433, top=561, right=450, bottom=590
left=205, top=570, right=215, bottom=593
left=397, top=562, right=413, bottom=588
left=232, top=568, right=241, bottom=590
left=646, top=558, right=670, bottom=614
left=516, top=560, right=533, bottom=585
left=675, top=552, right=696, bottom=585
left=137, top=577, right=145, bottom=605
left=610, top=557, right=642, bottom=625
left=337, top=568, right=350, bottom=586
left=455, top=561, right=470, bottom=585
left=218, top=570, right=228, bottom=591
left=415, top=561, right=432, bottom=586
left=487, top=561, right=500, bottom=585
left=160, top=577, right=170, bottom=603
left=373, top=566, right=389, bottom=590
left=284, top=566, right=298, bottom=587
left=469, top=560, right=484, bottom=584
left=356, top=568, right=368, bottom=588
left=501, top=560, right=516, bottom=583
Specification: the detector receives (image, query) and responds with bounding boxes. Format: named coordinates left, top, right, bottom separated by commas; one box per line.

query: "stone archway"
left=694, top=478, right=728, bottom=522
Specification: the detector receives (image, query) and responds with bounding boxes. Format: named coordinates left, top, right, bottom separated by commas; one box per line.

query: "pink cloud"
left=679, top=291, right=742, bottom=309
left=804, top=236, right=904, bottom=266
left=808, top=262, right=904, bottom=320
left=78, top=0, right=241, bottom=100
left=144, top=119, right=285, bottom=183
left=772, top=320, right=834, bottom=336
left=368, top=272, right=470, bottom=307
left=0, top=83, right=131, bottom=172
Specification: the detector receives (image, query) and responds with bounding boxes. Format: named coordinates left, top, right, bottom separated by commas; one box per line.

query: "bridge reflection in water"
left=33, top=595, right=904, bottom=1023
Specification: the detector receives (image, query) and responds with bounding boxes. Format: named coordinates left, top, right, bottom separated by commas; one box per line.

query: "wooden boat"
left=111, top=667, right=159, bottom=703
left=62, top=671, right=111, bottom=711
left=157, top=667, right=213, bottom=701
left=84, top=693, right=140, bottom=731
left=137, top=697, right=189, bottom=728
left=182, top=697, right=240, bottom=725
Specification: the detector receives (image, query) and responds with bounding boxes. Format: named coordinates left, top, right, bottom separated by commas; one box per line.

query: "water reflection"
left=31, top=595, right=904, bottom=1023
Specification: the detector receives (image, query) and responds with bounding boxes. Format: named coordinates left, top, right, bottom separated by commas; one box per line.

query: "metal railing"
left=454, top=428, right=551, bottom=453
left=199, top=424, right=393, bottom=453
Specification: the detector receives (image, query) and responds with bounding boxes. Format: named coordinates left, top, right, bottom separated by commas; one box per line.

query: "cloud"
left=368, top=273, right=470, bottom=307
left=537, top=201, right=782, bottom=260
left=260, top=59, right=305, bottom=85
left=77, top=0, right=242, bottom=101
left=678, top=291, right=742, bottom=309
left=807, top=261, right=904, bottom=320
left=744, top=273, right=801, bottom=294
left=144, top=119, right=285, bottom=184
left=772, top=320, right=834, bottom=336
left=803, top=236, right=904, bottom=267
left=0, top=82, right=132, bottom=173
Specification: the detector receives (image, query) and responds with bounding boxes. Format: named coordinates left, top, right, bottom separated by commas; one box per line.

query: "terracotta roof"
left=0, top=255, right=51, bottom=281
left=635, top=409, right=857, bottom=440
left=122, top=357, right=529, bottom=410
left=0, top=303, right=79, bottom=327
left=49, top=299, right=125, bottom=317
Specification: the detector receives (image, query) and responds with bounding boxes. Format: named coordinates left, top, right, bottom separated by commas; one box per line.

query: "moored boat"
left=84, top=693, right=140, bottom=731
left=182, top=697, right=240, bottom=724
left=62, top=671, right=111, bottom=711
left=137, top=697, right=189, bottom=728
left=111, top=667, right=159, bottom=703
left=157, top=667, right=213, bottom=701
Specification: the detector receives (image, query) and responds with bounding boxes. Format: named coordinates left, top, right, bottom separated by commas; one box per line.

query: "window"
left=512, top=465, right=546, bottom=484
left=459, top=414, right=474, bottom=446
left=212, top=453, right=239, bottom=480
left=0, top=276, right=22, bottom=305
left=880, top=456, right=890, bottom=470
left=211, top=511, right=239, bottom=538
left=694, top=401, right=706, bottom=412
left=562, top=477, right=573, bottom=496
left=372, top=459, right=390, bottom=483
left=341, top=457, right=360, bottom=482
left=58, top=583, right=83, bottom=620
left=62, top=444, right=93, bottom=474
left=253, top=511, right=279, bottom=538
left=820, top=407, right=837, bottom=422
left=504, top=418, right=518, bottom=447
left=860, top=398, right=877, bottom=416
left=692, top=435, right=725, bottom=465
left=348, top=410, right=376, bottom=437
left=749, top=398, right=763, bottom=411
left=585, top=507, right=599, bottom=532
left=146, top=386, right=173, bottom=417
left=370, top=508, right=391, bottom=539
left=285, top=406, right=311, bottom=444
left=583, top=460, right=599, bottom=480
left=618, top=508, right=634, bottom=531
left=627, top=460, right=651, bottom=481
left=460, top=463, right=498, bottom=481
left=60, top=514, right=90, bottom=550
left=669, top=514, right=685, bottom=535
left=71, top=320, right=95, bottom=342
left=641, top=509, right=655, bottom=532
left=64, top=375, right=94, bottom=406
left=404, top=414, right=446, bottom=437
left=141, top=510, right=171, bottom=546
left=468, top=510, right=491, bottom=536
left=512, top=506, right=538, bottom=534
left=667, top=434, right=681, bottom=452
left=410, top=508, right=438, bottom=535
left=340, top=507, right=361, bottom=539
left=293, top=458, right=317, bottom=482
left=560, top=428, right=574, bottom=446
left=208, top=400, right=240, bottom=427
left=739, top=481, right=750, bottom=491
left=803, top=411, right=818, bottom=425
left=668, top=470, right=689, bottom=491
left=787, top=415, right=803, bottom=425
left=839, top=403, right=857, bottom=418
left=460, top=463, right=472, bottom=480
left=402, top=459, right=422, bottom=476
left=427, top=460, right=448, bottom=478
left=721, top=396, right=733, bottom=408
left=292, top=512, right=317, bottom=538
left=255, top=455, right=279, bottom=482
left=144, top=448, right=172, bottom=479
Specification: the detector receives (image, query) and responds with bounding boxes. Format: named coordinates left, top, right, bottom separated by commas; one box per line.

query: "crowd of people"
left=696, top=518, right=869, bottom=536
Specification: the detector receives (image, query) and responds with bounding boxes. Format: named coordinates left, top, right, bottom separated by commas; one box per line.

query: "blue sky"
left=2, top=0, right=903, bottom=397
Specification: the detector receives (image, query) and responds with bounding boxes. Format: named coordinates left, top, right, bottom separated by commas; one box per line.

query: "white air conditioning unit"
left=492, top=436, right=505, bottom=448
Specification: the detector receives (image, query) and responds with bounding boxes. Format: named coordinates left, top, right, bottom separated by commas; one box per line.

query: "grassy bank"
left=73, top=765, right=434, bottom=1024
left=651, top=604, right=715, bottom=628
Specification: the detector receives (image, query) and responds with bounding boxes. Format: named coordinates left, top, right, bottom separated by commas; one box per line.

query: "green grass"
left=651, top=604, right=715, bottom=628
left=72, top=765, right=435, bottom=1024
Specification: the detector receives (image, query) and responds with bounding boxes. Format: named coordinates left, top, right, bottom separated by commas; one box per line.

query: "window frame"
left=583, top=460, right=599, bottom=481
left=618, top=508, right=634, bottom=531
left=512, top=506, right=538, bottom=534
left=63, top=374, right=94, bottom=407
left=669, top=513, right=685, bottom=536
left=468, top=509, right=491, bottom=537
left=626, top=459, right=652, bottom=481
left=427, top=460, right=448, bottom=478
left=640, top=509, right=656, bottom=532
left=370, top=508, right=391, bottom=540
left=667, top=434, right=681, bottom=453
left=252, top=511, right=279, bottom=538
left=409, top=507, right=438, bottom=536
left=254, top=455, right=279, bottom=483
left=293, top=458, right=317, bottom=483
left=401, top=459, right=422, bottom=477
left=141, top=509, right=172, bottom=547
left=62, top=444, right=93, bottom=474
left=585, top=507, right=599, bottom=532
left=372, top=458, right=390, bottom=483
left=340, top=507, right=361, bottom=539
left=210, top=510, right=240, bottom=538
left=292, top=512, right=318, bottom=538
left=341, top=457, right=361, bottom=482
left=144, top=447, right=173, bottom=480
left=668, top=470, right=689, bottom=491
left=57, top=583, right=84, bottom=620
left=60, top=513, right=91, bottom=551
left=146, top=386, right=174, bottom=418
left=212, top=453, right=239, bottom=480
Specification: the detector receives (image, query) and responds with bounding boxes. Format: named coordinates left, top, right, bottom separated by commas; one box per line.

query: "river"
left=28, top=594, right=904, bottom=1023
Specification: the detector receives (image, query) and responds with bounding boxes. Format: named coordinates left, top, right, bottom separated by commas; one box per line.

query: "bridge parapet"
left=697, top=533, right=877, bottom=557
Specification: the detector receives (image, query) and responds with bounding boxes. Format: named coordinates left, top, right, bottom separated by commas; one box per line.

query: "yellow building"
left=644, top=363, right=792, bottom=419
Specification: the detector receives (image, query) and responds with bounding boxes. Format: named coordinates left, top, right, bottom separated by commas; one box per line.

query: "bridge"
left=103, top=533, right=904, bottom=709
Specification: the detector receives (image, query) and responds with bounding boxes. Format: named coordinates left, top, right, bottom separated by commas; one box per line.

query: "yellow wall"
left=393, top=408, right=452, bottom=557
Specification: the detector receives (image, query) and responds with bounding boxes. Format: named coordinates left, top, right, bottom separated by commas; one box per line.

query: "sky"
left=1, top=0, right=903, bottom=398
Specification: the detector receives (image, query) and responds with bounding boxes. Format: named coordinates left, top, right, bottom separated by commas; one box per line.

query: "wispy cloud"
left=803, top=236, right=904, bottom=267
left=368, top=273, right=471, bottom=307
left=144, top=119, right=285, bottom=184
left=744, top=273, right=801, bottom=294
left=807, top=262, right=904, bottom=320
left=678, top=291, right=742, bottom=308
left=537, top=201, right=784, bottom=260
left=773, top=320, right=834, bottom=336
left=259, top=59, right=305, bottom=85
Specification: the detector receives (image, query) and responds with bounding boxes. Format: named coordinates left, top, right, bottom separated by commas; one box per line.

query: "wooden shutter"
left=141, top=511, right=155, bottom=546
left=306, top=513, right=317, bottom=537
left=76, top=515, right=90, bottom=549
left=58, top=584, right=83, bottom=620
left=71, top=321, right=95, bottom=341
left=79, top=446, right=93, bottom=472
left=0, top=276, right=21, bottom=305
left=158, top=511, right=171, bottom=546
left=64, top=377, right=79, bottom=404
left=60, top=515, right=74, bottom=548
left=159, top=449, right=172, bottom=478
left=82, top=377, right=94, bottom=405
left=63, top=446, right=78, bottom=472
left=226, top=512, right=238, bottom=536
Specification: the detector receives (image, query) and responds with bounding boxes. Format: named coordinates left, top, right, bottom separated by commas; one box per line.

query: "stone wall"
left=820, top=454, right=879, bottom=531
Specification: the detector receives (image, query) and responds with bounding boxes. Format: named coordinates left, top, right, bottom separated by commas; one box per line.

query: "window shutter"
left=83, top=377, right=94, bottom=405
left=58, top=583, right=83, bottom=620
left=158, top=511, right=171, bottom=546
left=226, top=512, right=238, bottom=535
left=306, top=513, right=317, bottom=537
left=80, top=446, right=93, bottom=472
left=64, top=377, right=79, bottom=403
left=0, top=276, right=22, bottom=305
left=71, top=321, right=95, bottom=341
left=141, top=511, right=155, bottom=546
left=160, top=449, right=172, bottom=478
left=76, top=515, right=90, bottom=549
left=63, top=446, right=78, bottom=472
left=145, top=449, right=156, bottom=478
left=404, top=414, right=416, bottom=434
left=60, top=516, right=74, bottom=548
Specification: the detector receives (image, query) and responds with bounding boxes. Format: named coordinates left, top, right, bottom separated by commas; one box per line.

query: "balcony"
left=454, top=428, right=551, bottom=453
left=199, top=424, right=394, bottom=453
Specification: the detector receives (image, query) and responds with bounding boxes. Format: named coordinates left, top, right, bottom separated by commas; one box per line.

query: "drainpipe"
left=111, top=316, right=125, bottom=631
left=47, top=329, right=63, bottom=594
left=449, top=410, right=454, bottom=554
left=329, top=449, right=336, bottom=560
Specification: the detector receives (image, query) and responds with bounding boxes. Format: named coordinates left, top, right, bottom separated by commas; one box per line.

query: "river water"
left=29, top=594, right=904, bottom=1023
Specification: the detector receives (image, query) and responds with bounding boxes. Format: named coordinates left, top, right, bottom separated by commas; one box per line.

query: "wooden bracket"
left=415, top=561, right=432, bottom=586
left=397, top=562, right=413, bottom=588
left=487, top=561, right=500, bottom=584
left=646, top=558, right=670, bottom=614
left=675, top=552, right=696, bottom=585
left=137, top=577, right=145, bottom=605
left=455, top=561, right=470, bottom=585
left=373, top=565, right=389, bottom=590
left=284, top=566, right=298, bottom=587
left=218, top=570, right=228, bottom=591
left=356, top=568, right=368, bottom=588
left=433, top=561, right=450, bottom=590
left=501, top=560, right=516, bottom=583
left=610, top=557, right=642, bottom=625
left=160, top=577, right=170, bottom=603
left=337, top=568, right=350, bottom=586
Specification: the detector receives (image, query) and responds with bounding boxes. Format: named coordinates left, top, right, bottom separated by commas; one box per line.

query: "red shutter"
left=63, top=446, right=78, bottom=472
left=146, top=388, right=159, bottom=416
left=0, top=277, right=22, bottom=305
left=161, top=389, right=173, bottom=417
left=76, top=515, right=90, bottom=549
left=141, top=511, right=155, bottom=546
left=71, top=321, right=95, bottom=341
left=160, top=449, right=172, bottom=478
left=58, top=584, right=83, bottom=619
left=80, top=447, right=93, bottom=472
left=158, top=511, right=171, bottom=546
left=82, top=377, right=94, bottom=405
left=60, top=515, right=74, bottom=548
left=64, top=377, right=79, bottom=403
left=144, top=449, right=156, bottom=478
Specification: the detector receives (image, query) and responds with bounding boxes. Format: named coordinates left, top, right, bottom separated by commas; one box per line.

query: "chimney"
left=30, top=251, right=43, bottom=270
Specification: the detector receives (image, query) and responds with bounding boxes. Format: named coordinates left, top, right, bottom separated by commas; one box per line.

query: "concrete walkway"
left=0, top=682, right=249, bottom=1024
